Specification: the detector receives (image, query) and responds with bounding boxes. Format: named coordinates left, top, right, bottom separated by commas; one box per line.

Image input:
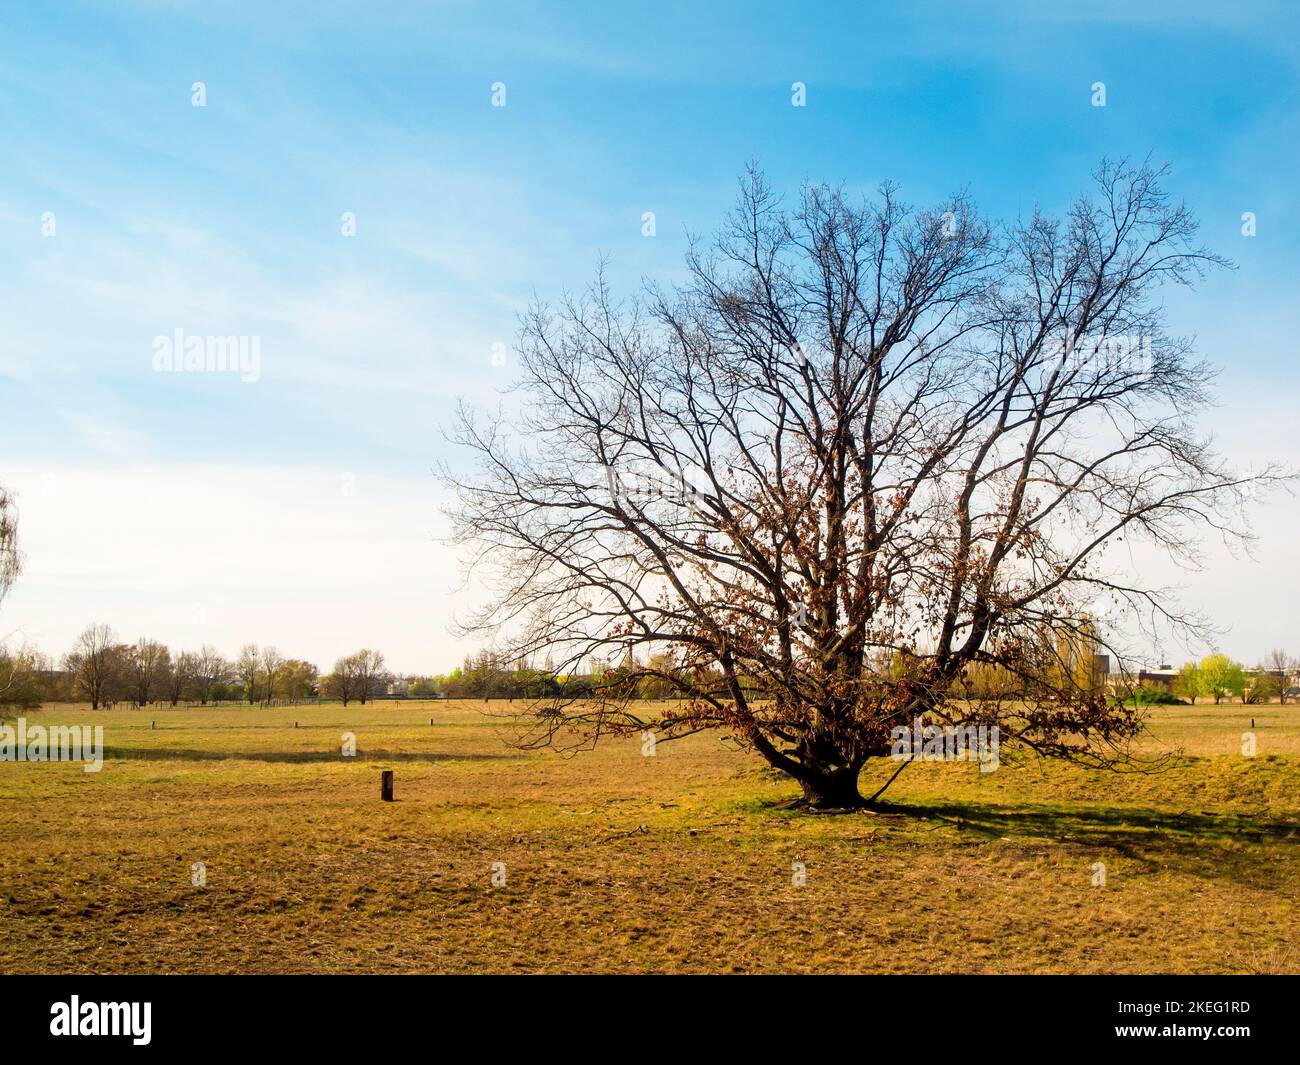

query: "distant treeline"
left=0, top=627, right=686, bottom=710
left=4, top=623, right=1295, bottom=712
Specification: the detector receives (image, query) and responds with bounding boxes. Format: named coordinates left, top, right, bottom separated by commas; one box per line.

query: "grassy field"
left=1, top=699, right=1297, bottom=974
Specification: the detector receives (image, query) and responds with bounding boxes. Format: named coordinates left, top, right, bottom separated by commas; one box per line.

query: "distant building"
left=1137, top=667, right=1178, bottom=692
left=1104, top=664, right=1178, bottom=694
left=1091, top=654, right=1111, bottom=687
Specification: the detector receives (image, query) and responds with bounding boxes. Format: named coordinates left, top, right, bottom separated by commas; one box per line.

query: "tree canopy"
left=447, top=161, right=1280, bottom=806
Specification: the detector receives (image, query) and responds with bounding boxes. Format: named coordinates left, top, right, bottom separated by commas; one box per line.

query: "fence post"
left=381, top=770, right=394, bottom=802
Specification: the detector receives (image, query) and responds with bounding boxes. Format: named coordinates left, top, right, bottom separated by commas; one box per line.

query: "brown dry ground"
left=1, top=700, right=1296, bottom=973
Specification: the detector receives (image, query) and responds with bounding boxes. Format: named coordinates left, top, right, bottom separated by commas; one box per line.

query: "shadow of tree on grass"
left=875, top=799, right=1300, bottom=886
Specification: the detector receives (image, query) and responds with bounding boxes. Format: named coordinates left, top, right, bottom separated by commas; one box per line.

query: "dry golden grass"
left=0, top=700, right=1296, bottom=973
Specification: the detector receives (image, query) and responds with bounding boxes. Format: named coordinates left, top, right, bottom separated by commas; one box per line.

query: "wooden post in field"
left=151, top=721, right=155, bottom=730
left=381, top=770, right=394, bottom=802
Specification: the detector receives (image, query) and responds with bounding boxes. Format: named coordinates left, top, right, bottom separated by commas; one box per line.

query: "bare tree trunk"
left=798, top=766, right=866, bottom=808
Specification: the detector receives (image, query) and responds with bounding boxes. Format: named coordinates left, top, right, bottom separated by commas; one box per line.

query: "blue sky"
left=2, top=0, right=1298, bottom=672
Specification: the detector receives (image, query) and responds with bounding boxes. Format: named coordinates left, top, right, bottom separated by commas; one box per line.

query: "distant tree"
left=505, top=667, right=558, bottom=700
left=0, top=486, right=32, bottom=708
left=163, top=650, right=198, bottom=707
left=1262, top=648, right=1293, bottom=705
left=235, top=644, right=260, bottom=705
left=0, top=644, right=43, bottom=709
left=1125, top=682, right=1184, bottom=707
left=209, top=679, right=239, bottom=703
left=258, top=646, right=286, bottom=706
left=958, top=659, right=1024, bottom=701
left=637, top=651, right=681, bottom=699
left=1199, top=653, right=1246, bottom=704
left=461, top=650, right=508, bottom=699
left=35, top=656, right=73, bottom=702
left=1172, top=662, right=1202, bottom=702
left=351, top=649, right=386, bottom=705
left=125, top=638, right=171, bottom=707
left=1250, top=669, right=1280, bottom=704
left=0, top=484, right=19, bottom=608
left=192, top=645, right=231, bottom=705
left=439, top=666, right=467, bottom=699
left=323, top=654, right=361, bottom=706
left=1052, top=621, right=1106, bottom=694
left=279, top=659, right=318, bottom=703
left=64, top=624, right=125, bottom=709
left=409, top=676, right=440, bottom=698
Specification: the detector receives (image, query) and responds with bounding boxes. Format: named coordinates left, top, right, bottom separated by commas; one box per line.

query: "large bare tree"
left=446, top=161, right=1283, bottom=807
